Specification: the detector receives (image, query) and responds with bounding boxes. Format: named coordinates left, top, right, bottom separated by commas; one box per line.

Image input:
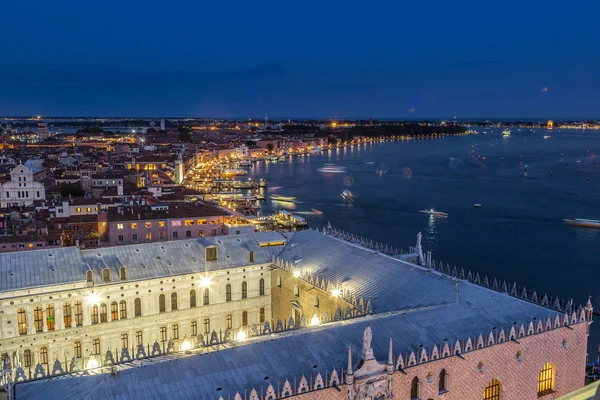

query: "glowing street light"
left=293, top=270, right=301, bottom=278
left=87, top=292, right=100, bottom=305
left=86, top=357, right=99, bottom=370
left=331, top=288, right=341, bottom=298
left=310, top=314, right=320, bottom=326
left=236, top=330, right=247, bottom=341
left=180, top=336, right=193, bottom=351
left=199, top=276, right=211, bottom=288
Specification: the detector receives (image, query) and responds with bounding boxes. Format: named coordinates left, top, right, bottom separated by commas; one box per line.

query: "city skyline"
left=2, top=0, right=598, bottom=118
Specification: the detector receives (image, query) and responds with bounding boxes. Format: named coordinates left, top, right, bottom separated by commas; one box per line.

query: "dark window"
left=249, top=251, right=254, bottom=263
left=190, top=290, right=197, bottom=307
left=86, top=270, right=93, bottom=283
left=171, top=292, right=178, bottom=311
left=226, top=314, right=232, bottom=329
left=63, top=303, right=72, bottom=327
left=172, top=324, right=179, bottom=340
left=92, top=339, right=100, bottom=355
left=74, top=342, right=82, bottom=358
left=119, top=266, right=127, bottom=281
left=121, top=334, right=128, bottom=349
left=411, top=377, right=420, bottom=400
left=40, top=347, right=48, bottom=364
left=259, top=279, right=265, bottom=296
left=191, top=321, right=197, bottom=336
left=260, top=308, right=265, bottom=323
left=439, top=369, right=448, bottom=393
left=203, top=288, right=209, bottom=305
left=24, top=350, right=31, bottom=367
left=242, top=311, right=248, bottom=326
left=204, top=318, right=210, bottom=334
left=135, top=298, right=142, bottom=317
left=102, top=268, right=110, bottom=283
left=159, top=294, right=166, bottom=313
left=241, top=281, right=248, bottom=299
left=226, top=284, right=232, bottom=302
left=136, top=331, right=143, bottom=346
left=160, top=327, right=167, bottom=343
left=91, top=304, right=99, bottom=324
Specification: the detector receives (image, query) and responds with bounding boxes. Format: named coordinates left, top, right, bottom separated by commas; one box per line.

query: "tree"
left=178, top=128, right=191, bottom=142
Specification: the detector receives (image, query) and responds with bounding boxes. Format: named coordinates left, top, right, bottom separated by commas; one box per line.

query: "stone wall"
left=270, top=269, right=351, bottom=326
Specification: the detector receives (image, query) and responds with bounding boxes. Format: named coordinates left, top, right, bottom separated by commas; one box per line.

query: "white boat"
left=474, top=204, right=482, bottom=208
left=317, top=164, right=347, bottom=174
left=502, top=129, right=510, bottom=137
left=564, top=218, right=600, bottom=228
left=419, top=208, right=448, bottom=217
left=271, top=194, right=296, bottom=203
left=341, top=189, right=353, bottom=200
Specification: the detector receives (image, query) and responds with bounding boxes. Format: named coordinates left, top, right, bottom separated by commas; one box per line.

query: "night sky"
left=1, top=0, right=598, bottom=118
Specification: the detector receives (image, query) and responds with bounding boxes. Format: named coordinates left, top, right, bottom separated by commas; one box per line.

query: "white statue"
left=363, top=326, right=373, bottom=350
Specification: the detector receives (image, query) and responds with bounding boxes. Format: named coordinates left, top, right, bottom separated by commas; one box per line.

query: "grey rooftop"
left=10, top=229, right=564, bottom=399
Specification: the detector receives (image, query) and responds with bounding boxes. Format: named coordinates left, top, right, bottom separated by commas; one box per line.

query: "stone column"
left=27, top=306, right=35, bottom=335
left=55, top=302, right=63, bottom=331
left=42, top=305, right=48, bottom=333
left=83, top=304, right=90, bottom=327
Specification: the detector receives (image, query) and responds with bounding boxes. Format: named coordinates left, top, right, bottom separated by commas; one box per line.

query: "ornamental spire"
left=386, top=338, right=394, bottom=374
left=346, top=346, right=354, bottom=384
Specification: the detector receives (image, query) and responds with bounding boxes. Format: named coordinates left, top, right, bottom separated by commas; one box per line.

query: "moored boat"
left=564, top=218, right=600, bottom=228
left=271, top=194, right=297, bottom=203
left=317, top=164, right=347, bottom=173
left=419, top=208, right=448, bottom=217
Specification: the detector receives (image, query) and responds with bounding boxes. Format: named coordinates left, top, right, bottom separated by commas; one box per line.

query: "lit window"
left=131, top=223, right=137, bottom=229
left=28, top=243, right=33, bottom=248
left=117, top=224, right=124, bottom=230
left=197, top=219, right=207, bottom=225
left=184, top=220, right=194, bottom=226
left=484, top=379, right=501, bottom=400
left=538, top=363, right=555, bottom=396
left=86, top=207, right=91, bottom=212
left=74, top=342, right=82, bottom=358
left=63, top=303, right=72, bottom=327
left=172, top=324, right=179, bottom=339
left=121, top=333, right=128, bottom=349
left=17, top=309, right=26, bottom=335
left=204, top=318, right=210, bottom=334
left=145, top=222, right=151, bottom=228
left=226, top=314, right=232, bottom=329
left=160, top=327, right=167, bottom=343
left=158, top=221, right=165, bottom=227
left=136, top=331, right=143, bottom=346
left=171, top=220, right=181, bottom=227
left=76, top=207, right=81, bottom=212
left=210, top=219, right=219, bottom=224
left=191, top=321, right=198, bottom=336
left=40, top=346, right=48, bottom=364
left=92, top=339, right=100, bottom=355
left=145, top=233, right=152, bottom=241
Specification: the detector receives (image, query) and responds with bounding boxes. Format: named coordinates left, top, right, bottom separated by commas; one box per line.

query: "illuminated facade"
left=1, top=229, right=591, bottom=400
left=0, top=164, right=46, bottom=208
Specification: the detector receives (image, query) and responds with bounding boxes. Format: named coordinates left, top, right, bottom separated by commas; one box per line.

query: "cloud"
left=541, top=87, right=548, bottom=92
left=457, top=60, right=502, bottom=67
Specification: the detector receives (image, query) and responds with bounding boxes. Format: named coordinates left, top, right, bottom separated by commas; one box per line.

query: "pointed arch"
left=484, top=379, right=501, bottom=400
left=537, top=363, right=555, bottom=395
left=439, top=369, right=448, bottom=393
left=410, top=376, right=421, bottom=400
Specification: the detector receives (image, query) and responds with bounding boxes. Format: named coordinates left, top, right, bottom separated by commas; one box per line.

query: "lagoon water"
left=249, top=128, right=600, bottom=351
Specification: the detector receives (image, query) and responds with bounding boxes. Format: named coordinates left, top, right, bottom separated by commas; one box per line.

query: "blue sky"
left=1, top=0, right=598, bottom=118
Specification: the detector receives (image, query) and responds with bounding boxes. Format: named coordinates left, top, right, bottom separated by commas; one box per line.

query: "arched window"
left=260, top=307, right=265, bottom=323
left=23, top=350, right=31, bottom=368
left=241, top=281, right=248, bottom=299
left=410, top=377, right=420, bottom=400
left=294, top=284, right=299, bottom=297
left=314, top=296, right=320, bottom=308
left=242, top=311, right=248, bottom=326
left=91, top=304, right=99, bottom=324
left=203, top=288, right=210, bottom=305
left=277, top=276, right=282, bottom=288
left=134, top=298, right=142, bottom=317
left=484, top=379, right=501, bottom=400
left=102, top=268, right=110, bottom=283
left=538, top=363, right=555, bottom=396
left=171, top=292, right=178, bottom=311
left=159, top=294, right=166, bottom=313
left=40, top=346, right=48, bottom=365
left=63, top=302, right=72, bottom=328
left=86, top=270, right=93, bottom=283
left=17, top=308, right=27, bottom=335
left=111, top=302, right=119, bottom=320
left=100, top=303, right=108, bottom=322
left=225, top=284, right=232, bottom=302
left=259, top=279, right=265, bottom=296
left=190, top=290, right=197, bottom=307
left=46, top=305, right=55, bottom=331
left=439, top=369, right=448, bottom=393
left=75, top=301, right=83, bottom=326
left=74, top=342, right=82, bottom=358
left=119, top=266, right=127, bottom=281
left=249, top=250, right=254, bottom=263
left=119, top=300, right=127, bottom=319
left=34, top=306, right=43, bottom=332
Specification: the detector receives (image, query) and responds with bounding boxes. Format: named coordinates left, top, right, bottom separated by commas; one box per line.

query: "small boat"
left=341, top=189, right=353, bottom=200
left=365, top=161, right=375, bottom=165
left=311, top=208, right=323, bottom=215
left=502, top=129, right=510, bottom=137
left=317, top=164, right=347, bottom=174
left=474, top=204, right=482, bottom=208
left=419, top=209, right=448, bottom=217
left=271, top=194, right=296, bottom=203
left=564, top=218, right=600, bottom=228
